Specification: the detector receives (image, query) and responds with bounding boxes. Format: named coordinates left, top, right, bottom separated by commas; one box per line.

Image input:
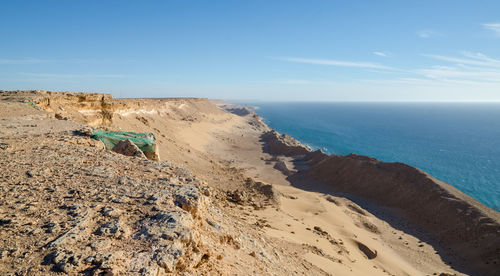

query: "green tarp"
left=91, top=129, right=156, bottom=155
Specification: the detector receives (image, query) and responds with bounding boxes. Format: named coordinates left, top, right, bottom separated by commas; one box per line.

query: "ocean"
left=250, top=102, right=500, bottom=212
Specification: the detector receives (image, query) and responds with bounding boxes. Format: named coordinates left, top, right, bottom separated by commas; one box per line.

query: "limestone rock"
left=112, top=139, right=146, bottom=159
left=96, top=221, right=123, bottom=237
left=172, top=184, right=206, bottom=216
left=153, top=245, right=183, bottom=272
left=135, top=210, right=194, bottom=243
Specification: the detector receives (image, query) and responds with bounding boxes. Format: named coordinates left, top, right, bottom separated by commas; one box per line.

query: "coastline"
left=251, top=101, right=500, bottom=212
left=221, top=102, right=500, bottom=276
left=1, top=90, right=498, bottom=275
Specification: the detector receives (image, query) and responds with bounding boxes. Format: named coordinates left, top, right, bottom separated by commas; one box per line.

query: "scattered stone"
left=100, top=206, right=121, bottom=218
left=362, top=221, right=380, bottom=234
left=227, top=190, right=246, bottom=204
left=325, top=196, right=340, bottom=205
left=55, top=113, right=69, bottom=120
left=96, top=221, right=122, bottom=237
left=313, top=226, right=328, bottom=236
left=59, top=204, right=83, bottom=217
left=357, top=242, right=377, bottom=259
left=347, top=204, right=366, bottom=216
left=0, top=218, right=12, bottom=226
left=78, top=127, right=93, bottom=136
left=42, top=222, right=60, bottom=233
left=0, top=142, right=9, bottom=150
left=206, top=219, right=221, bottom=230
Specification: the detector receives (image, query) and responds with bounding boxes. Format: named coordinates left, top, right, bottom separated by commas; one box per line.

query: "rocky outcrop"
left=0, top=90, right=114, bottom=126
left=0, top=121, right=214, bottom=274
left=222, top=106, right=253, bottom=116
left=37, top=91, right=114, bottom=126
left=261, top=130, right=311, bottom=156
left=0, top=90, right=221, bottom=128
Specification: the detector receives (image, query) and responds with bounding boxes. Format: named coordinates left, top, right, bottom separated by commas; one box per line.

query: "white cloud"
left=275, top=57, right=392, bottom=69
left=417, top=30, right=441, bottom=38
left=373, top=51, right=387, bottom=57
left=483, top=23, right=500, bottom=36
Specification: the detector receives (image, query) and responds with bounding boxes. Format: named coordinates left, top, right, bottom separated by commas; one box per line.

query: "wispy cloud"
left=273, top=51, right=500, bottom=88
left=373, top=51, right=387, bottom=57
left=461, top=51, right=500, bottom=62
left=422, top=52, right=500, bottom=68
left=413, top=52, right=500, bottom=84
left=20, top=73, right=127, bottom=79
left=0, top=58, right=120, bottom=65
left=483, top=23, right=500, bottom=36
left=417, top=30, right=441, bottom=38
left=0, top=58, right=51, bottom=64
left=362, top=77, right=494, bottom=87
left=415, top=66, right=500, bottom=83
left=261, top=79, right=337, bottom=86
left=275, top=57, right=392, bottom=69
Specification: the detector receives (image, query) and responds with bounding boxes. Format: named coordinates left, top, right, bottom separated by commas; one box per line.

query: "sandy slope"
left=204, top=104, right=466, bottom=276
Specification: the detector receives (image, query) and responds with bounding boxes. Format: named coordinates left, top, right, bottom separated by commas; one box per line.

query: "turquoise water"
left=251, top=102, right=500, bottom=212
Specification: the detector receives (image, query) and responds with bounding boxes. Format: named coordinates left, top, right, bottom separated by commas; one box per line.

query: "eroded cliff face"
left=1, top=90, right=223, bottom=127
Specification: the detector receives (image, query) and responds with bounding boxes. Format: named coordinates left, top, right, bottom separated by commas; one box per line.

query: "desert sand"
left=0, top=90, right=498, bottom=275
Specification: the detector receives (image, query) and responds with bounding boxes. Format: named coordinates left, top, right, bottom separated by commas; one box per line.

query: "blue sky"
left=1, top=0, right=500, bottom=101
